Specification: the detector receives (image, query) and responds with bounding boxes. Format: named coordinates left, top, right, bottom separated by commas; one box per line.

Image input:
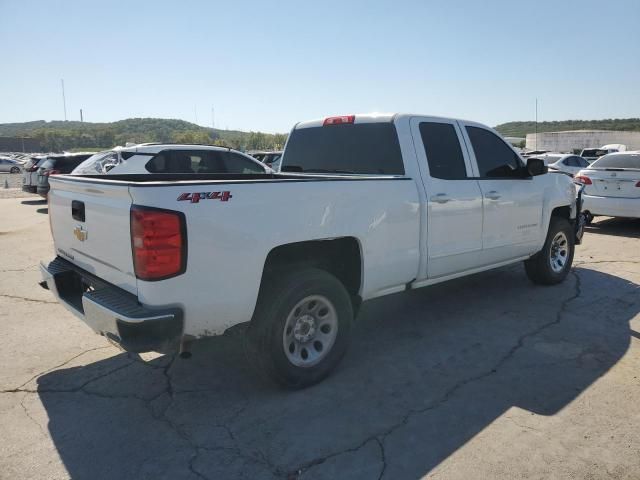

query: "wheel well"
left=551, top=205, right=571, bottom=220
left=263, top=238, right=363, bottom=310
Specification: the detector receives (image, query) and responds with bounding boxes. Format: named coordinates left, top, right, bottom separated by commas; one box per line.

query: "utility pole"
left=80, top=109, right=83, bottom=122
left=211, top=106, right=215, bottom=129
left=194, top=105, right=198, bottom=125
left=534, top=98, right=538, bottom=151
left=61, top=79, right=67, bottom=121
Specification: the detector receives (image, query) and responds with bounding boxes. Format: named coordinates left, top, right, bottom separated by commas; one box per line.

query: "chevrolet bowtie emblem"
left=73, top=225, right=88, bottom=241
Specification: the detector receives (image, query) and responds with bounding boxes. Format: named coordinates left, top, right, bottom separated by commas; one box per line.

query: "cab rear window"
left=282, top=123, right=404, bottom=175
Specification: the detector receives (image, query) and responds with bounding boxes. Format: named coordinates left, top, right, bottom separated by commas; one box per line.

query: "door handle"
left=484, top=191, right=501, bottom=200
left=430, top=193, right=451, bottom=204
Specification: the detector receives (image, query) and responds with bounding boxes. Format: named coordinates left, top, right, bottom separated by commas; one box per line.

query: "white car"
left=41, top=113, right=580, bottom=388
left=575, top=151, right=640, bottom=221
left=21, top=156, right=47, bottom=193
left=0, top=157, right=23, bottom=173
left=72, top=144, right=270, bottom=175
left=537, top=154, right=590, bottom=177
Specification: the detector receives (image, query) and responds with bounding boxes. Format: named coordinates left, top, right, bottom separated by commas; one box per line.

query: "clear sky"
left=1, top=0, right=639, bottom=133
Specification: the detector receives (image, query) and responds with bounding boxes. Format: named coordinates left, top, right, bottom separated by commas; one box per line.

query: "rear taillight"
left=635, top=181, right=640, bottom=187
left=130, top=206, right=186, bottom=281
left=323, top=115, right=355, bottom=126
left=27, top=165, right=39, bottom=172
left=574, top=175, right=592, bottom=185
left=44, top=169, right=61, bottom=177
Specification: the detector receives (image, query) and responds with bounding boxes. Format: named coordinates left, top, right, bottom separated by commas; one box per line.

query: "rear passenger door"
left=460, top=123, right=544, bottom=262
left=410, top=117, right=484, bottom=278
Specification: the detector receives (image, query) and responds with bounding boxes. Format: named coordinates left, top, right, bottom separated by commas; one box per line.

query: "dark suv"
left=36, top=153, right=93, bottom=197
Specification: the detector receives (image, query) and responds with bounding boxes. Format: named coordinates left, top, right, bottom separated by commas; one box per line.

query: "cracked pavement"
left=1, top=197, right=640, bottom=479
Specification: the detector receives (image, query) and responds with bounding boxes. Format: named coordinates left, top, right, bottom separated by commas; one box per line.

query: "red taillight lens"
left=574, top=175, right=592, bottom=185
left=323, top=115, right=355, bottom=126
left=27, top=165, right=39, bottom=172
left=44, top=169, right=61, bottom=177
left=635, top=181, right=640, bottom=187
left=130, top=207, right=186, bottom=281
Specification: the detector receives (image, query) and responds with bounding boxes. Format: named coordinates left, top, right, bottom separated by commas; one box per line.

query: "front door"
left=460, top=123, right=544, bottom=263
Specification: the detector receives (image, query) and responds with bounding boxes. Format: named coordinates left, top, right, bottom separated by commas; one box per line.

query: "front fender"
left=540, top=173, right=577, bottom=241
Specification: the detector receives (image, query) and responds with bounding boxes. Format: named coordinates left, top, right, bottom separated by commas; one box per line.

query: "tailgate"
left=48, top=176, right=137, bottom=294
left=584, top=169, right=640, bottom=198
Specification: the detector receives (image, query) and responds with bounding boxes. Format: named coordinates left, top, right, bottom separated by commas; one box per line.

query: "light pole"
left=61, top=79, right=67, bottom=121
left=535, top=98, right=538, bottom=151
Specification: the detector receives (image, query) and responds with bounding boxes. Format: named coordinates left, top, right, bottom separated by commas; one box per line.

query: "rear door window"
left=146, top=150, right=265, bottom=174
left=466, top=127, right=523, bottom=178
left=40, top=159, right=55, bottom=170
left=419, top=122, right=467, bottom=179
left=282, top=123, right=404, bottom=175
left=72, top=151, right=120, bottom=175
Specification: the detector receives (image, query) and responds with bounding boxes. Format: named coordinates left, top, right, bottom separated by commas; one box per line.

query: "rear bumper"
left=22, top=185, right=37, bottom=193
left=36, top=185, right=49, bottom=197
left=40, top=257, right=183, bottom=353
left=582, top=194, right=640, bottom=219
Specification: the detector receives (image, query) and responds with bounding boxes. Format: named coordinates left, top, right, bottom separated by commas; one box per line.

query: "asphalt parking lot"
left=1, top=197, right=639, bottom=480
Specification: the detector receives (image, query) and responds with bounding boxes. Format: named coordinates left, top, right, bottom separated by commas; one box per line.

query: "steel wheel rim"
left=549, top=231, right=569, bottom=273
left=282, top=295, right=338, bottom=368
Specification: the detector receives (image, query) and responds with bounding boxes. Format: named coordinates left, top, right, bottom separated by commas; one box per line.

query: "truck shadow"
left=37, top=266, right=638, bottom=479
left=585, top=217, right=640, bottom=238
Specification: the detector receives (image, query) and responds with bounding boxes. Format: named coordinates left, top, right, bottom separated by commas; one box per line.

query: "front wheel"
left=524, top=217, right=575, bottom=285
left=248, top=268, right=353, bottom=389
left=10, top=166, right=20, bottom=174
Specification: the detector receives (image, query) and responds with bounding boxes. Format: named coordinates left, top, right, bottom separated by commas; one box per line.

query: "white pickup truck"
left=41, top=114, right=583, bottom=388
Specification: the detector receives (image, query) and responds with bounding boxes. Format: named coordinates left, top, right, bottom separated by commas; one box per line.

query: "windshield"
left=282, top=123, right=405, bottom=175
left=590, top=153, right=640, bottom=170
left=72, top=151, right=120, bottom=174
left=581, top=148, right=607, bottom=158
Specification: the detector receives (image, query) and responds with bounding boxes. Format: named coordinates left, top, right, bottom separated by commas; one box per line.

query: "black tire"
left=248, top=268, right=353, bottom=389
left=10, top=167, right=20, bottom=174
left=583, top=211, right=594, bottom=225
left=524, top=217, right=575, bottom=285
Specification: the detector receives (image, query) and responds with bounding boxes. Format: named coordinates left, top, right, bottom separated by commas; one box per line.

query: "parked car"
left=536, top=154, right=590, bottom=177
left=248, top=151, right=283, bottom=170
left=575, top=151, right=640, bottom=222
left=0, top=157, right=23, bottom=173
left=72, top=144, right=270, bottom=176
left=22, top=156, right=47, bottom=193
left=521, top=149, right=548, bottom=158
left=36, top=153, right=94, bottom=197
left=580, top=145, right=625, bottom=163
left=40, top=113, right=581, bottom=388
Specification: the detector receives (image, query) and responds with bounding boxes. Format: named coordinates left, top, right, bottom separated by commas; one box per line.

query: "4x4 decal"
left=177, top=191, right=232, bottom=203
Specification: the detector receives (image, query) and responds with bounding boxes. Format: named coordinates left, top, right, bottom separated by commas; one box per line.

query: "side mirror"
left=526, top=157, right=547, bottom=176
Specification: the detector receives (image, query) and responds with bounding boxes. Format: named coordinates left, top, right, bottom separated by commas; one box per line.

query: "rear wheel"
left=525, top=217, right=575, bottom=285
left=10, top=166, right=20, bottom=174
left=248, top=268, right=353, bottom=389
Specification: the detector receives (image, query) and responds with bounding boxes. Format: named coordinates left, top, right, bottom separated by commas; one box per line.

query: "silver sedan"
left=0, top=158, right=23, bottom=173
